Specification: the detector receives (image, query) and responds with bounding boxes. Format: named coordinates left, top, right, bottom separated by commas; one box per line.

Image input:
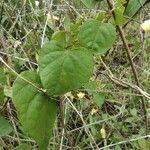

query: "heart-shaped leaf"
left=12, top=71, right=57, bottom=149
left=39, top=41, right=94, bottom=96
left=79, top=19, right=116, bottom=54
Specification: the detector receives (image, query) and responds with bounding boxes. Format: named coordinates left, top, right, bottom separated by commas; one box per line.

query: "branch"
left=106, top=0, right=148, bottom=135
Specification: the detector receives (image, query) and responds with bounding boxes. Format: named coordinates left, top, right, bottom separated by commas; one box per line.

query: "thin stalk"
left=106, top=0, right=148, bottom=135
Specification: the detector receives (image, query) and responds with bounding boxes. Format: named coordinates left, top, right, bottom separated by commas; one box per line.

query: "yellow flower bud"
left=100, top=128, right=106, bottom=139
left=77, top=92, right=85, bottom=99
left=90, top=108, right=98, bottom=115
left=47, top=14, right=59, bottom=21
left=141, top=20, right=150, bottom=31
left=66, top=92, right=74, bottom=100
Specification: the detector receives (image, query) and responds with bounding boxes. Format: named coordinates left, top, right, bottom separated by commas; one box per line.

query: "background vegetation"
left=0, top=0, right=150, bottom=149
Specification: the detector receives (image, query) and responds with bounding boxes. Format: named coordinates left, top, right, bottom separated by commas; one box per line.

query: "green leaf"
left=14, top=144, right=31, bottom=150
left=12, top=71, right=57, bottom=149
left=84, top=80, right=98, bottom=95
left=138, top=139, right=150, bottom=149
left=0, top=115, right=13, bottom=136
left=84, top=81, right=97, bottom=91
left=93, top=93, right=105, bottom=107
left=79, top=19, right=116, bottom=54
left=70, top=18, right=83, bottom=36
left=124, top=0, right=147, bottom=17
left=0, top=87, right=4, bottom=105
left=81, top=0, right=97, bottom=8
left=96, top=12, right=107, bottom=22
left=51, top=31, right=67, bottom=48
left=39, top=41, right=94, bottom=96
left=64, top=15, right=71, bottom=32
left=81, top=0, right=102, bottom=8
left=0, top=68, right=7, bottom=86
left=0, top=69, right=14, bottom=99
left=114, top=0, right=125, bottom=25
left=4, top=86, right=12, bottom=98
left=114, top=8, right=124, bottom=25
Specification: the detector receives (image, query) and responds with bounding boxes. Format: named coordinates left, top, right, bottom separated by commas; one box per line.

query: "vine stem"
left=106, top=0, right=148, bottom=135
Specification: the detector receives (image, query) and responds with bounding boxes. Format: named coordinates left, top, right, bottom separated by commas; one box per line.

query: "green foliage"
left=78, top=19, right=116, bottom=54
left=51, top=31, right=67, bottom=48
left=80, top=0, right=99, bottom=8
left=0, top=68, right=7, bottom=85
left=14, top=144, right=31, bottom=150
left=0, top=87, right=4, bottom=105
left=0, top=69, right=6, bottom=105
left=138, top=139, right=150, bottom=149
left=2, top=0, right=148, bottom=148
left=114, top=0, right=126, bottom=25
left=9, top=17, right=116, bottom=147
left=39, top=41, right=94, bottom=96
left=12, top=71, right=57, bottom=149
left=93, top=93, right=105, bottom=107
left=9, top=0, right=35, bottom=6
left=0, top=115, right=13, bottom=136
left=9, top=16, right=117, bottom=147
left=4, top=86, right=12, bottom=98
left=64, top=15, right=71, bottom=32
left=124, top=0, right=147, bottom=17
